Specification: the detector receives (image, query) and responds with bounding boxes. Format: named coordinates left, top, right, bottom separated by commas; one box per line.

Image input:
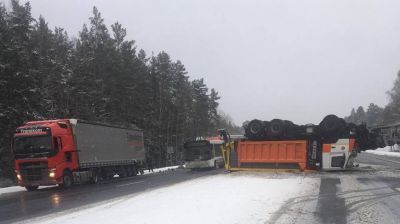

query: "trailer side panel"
left=74, top=122, right=145, bottom=167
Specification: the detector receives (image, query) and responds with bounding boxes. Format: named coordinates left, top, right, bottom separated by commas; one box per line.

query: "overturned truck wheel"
left=246, top=119, right=265, bottom=139
left=267, top=119, right=284, bottom=137
left=319, top=114, right=346, bottom=142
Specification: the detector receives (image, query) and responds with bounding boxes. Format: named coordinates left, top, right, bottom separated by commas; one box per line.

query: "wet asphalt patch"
left=317, top=177, right=347, bottom=224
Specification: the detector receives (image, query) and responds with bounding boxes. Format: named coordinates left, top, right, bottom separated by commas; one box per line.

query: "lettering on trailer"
left=127, top=132, right=144, bottom=148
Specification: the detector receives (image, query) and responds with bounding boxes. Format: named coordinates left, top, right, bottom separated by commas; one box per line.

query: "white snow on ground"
left=114, top=165, right=180, bottom=178
left=366, top=145, right=400, bottom=157
left=143, top=165, right=180, bottom=174
left=0, top=185, right=56, bottom=195
left=0, top=166, right=179, bottom=194
left=0, top=186, right=24, bottom=195
left=31, top=173, right=318, bottom=224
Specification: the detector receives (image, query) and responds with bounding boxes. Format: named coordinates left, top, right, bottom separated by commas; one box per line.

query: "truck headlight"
left=15, top=170, right=21, bottom=181
left=49, top=168, right=56, bottom=178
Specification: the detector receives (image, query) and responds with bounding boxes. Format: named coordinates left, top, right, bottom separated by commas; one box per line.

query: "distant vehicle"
left=13, top=119, right=146, bottom=191
left=183, top=137, right=225, bottom=169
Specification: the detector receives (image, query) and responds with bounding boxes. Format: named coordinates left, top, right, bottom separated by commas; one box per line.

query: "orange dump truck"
left=220, top=131, right=358, bottom=172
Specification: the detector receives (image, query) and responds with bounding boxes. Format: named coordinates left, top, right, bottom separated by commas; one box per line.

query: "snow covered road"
left=6, top=153, right=400, bottom=224
left=28, top=173, right=319, bottom=224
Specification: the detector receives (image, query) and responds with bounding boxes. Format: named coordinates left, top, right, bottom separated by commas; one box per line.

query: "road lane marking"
left=116, top=181, right=145, bottom=187
left=395, top=188, right=400, bottom=192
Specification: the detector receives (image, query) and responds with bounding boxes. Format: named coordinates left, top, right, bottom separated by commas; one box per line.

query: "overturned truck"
left=220, top=115, right=380, bottom=171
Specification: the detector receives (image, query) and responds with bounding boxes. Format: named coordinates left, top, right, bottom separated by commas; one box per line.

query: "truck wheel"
left=90, top=170, right=99, bottom=184
left=126, top=166, right=133, bottom=177
left=319, top=114, right=344, bottom=133
left=268, top=119, right=284, bottom=137
left=100, top=169, right=108, bottom=180
left=61, top=171, right=73, bottom=188
left=118, top=166, right=127, bottom=178
left=131, top=166, right=138, bottom=176
left=25, top=185, right=39, bottom=191
left=246, top=119, right=265, bottom=139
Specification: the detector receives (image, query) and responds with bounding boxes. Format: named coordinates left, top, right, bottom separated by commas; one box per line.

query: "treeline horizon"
left=0, top=1, right=241, bottom=180
left=345, top=73, right=400, bottom=127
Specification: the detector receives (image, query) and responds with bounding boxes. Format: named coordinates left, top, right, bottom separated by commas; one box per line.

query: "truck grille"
left=20, top=161, right=48, bottom=182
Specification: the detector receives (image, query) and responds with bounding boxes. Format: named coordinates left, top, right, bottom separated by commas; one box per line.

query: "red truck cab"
left=13, top=119, right=78, bottom=190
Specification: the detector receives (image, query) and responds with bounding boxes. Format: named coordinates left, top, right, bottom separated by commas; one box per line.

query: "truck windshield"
left=14, top=135, right=53, bottom=157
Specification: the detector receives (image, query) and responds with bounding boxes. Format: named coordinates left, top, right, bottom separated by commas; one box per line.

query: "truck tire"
left=25, top=185, right=39, bottom=191
left=118, top=166, right=127, bottom=178
left=60, top=171, right=73, bottom=188
left=126, top=166, right=134, bottom=177
left=132, top=166, right=138, bottom=176
left=319, top=115, right=346, bottom=142
left=268, top=119, right=284, bottom=137
left=89, top=170, right=99, bottom=184
left=283, top=120, right=295, bottom=137
left=100, top=168, right=108, bottom=180
left=246, top=119, right=265, bottom=139
left=319, top=114, right=344, bottom=133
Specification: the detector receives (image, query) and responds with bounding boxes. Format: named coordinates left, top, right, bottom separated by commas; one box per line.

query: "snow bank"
left=0, top=186, right=24, bottom=195
left=33, top=173, right=319, bottom=224
left=143, top=165, right=180, bottom=175
left=376, top=145, right=400, bottom=152
left=0, top=185, right=57, bottom=195
left=365, top=145, right=400, bottom=157
left=1, top=166, right=179, bottom=194
left=365, top=149, right=400, bottom=157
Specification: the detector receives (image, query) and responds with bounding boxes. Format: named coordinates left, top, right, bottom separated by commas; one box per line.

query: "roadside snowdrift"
left=32, top=173, right=319, bottom=224
left=0, top=165, right=180, bottom=194
left=366, top=145, right=400, bottom=157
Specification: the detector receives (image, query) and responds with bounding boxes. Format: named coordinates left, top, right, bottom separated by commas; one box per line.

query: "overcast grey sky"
left=9, top=0, right=400, bottom=125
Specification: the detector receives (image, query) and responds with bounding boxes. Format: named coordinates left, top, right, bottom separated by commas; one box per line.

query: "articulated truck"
left=13, top=119, right=145, bottom=191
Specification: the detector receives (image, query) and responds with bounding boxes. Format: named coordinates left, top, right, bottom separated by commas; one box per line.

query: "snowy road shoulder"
left=365, top=150, right=400, bottom=158
left=365, top=145, right=400, bottom=158
left=30, top=172, right=319, bottom=224
left=0, top=186, right=24, bottom=196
